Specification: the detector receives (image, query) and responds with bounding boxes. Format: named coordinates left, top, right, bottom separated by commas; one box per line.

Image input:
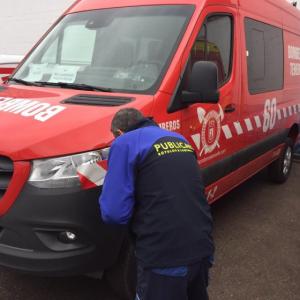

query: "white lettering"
left=288, top=45, right=300, bottom=60
left=263, top=98, right=277, bottom=133
left=35, top=106, right=66, bottom=122
left=10, top=101, right=40, bottom=114
left=158, top=120, right=181, bottom=131
left=0, top=97, right=66, bottom=121
left=0, top=98, right=19, bottom=110
left=290, top=62, right=300, bottom=76
left=3, top=99, right=32, bottom=112
left=21, top=103, right=51, bottom=117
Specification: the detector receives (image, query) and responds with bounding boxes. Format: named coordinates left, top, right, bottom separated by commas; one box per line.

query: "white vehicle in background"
left=0, top=55, right=23, bottom=82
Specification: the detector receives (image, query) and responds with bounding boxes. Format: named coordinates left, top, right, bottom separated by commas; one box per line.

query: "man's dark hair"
left=111, top=108, right=145, bottom=137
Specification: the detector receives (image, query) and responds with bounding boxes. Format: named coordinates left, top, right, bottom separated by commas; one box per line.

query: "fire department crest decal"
left=197, top=105, right=224, bottom=156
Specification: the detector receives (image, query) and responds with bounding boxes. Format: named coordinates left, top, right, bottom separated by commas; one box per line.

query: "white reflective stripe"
left=288, top=106, right=293, bottom=116
left=135, top=294, right=141, bottom=300
left=77, top=162, right=107, bottom=186
left=244, top=118, right=253, bottom=131
left=293, top=105, right=297, bottom=114
left=277, top=110, right=282, bottom=120
left=283, top=107, right=287, bottom=118
left=254, top=116, right=262, bottom=128
left=191, top=133, right=201, bottom=149
left=222, top=125, right=233, bottom=139
left=234, top=122, right=243, bottom=135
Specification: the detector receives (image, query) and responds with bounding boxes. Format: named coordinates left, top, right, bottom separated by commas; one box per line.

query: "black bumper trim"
left=0, top=184, right=127, bottom=276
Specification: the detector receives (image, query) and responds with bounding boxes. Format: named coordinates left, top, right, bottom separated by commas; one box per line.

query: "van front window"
left=13, top=5, right=194, bottom=93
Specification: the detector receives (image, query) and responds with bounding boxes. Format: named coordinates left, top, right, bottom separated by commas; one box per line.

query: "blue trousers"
left=295, top=141, right=300, bottom=154
left=135, top=258, right=211, bottom=300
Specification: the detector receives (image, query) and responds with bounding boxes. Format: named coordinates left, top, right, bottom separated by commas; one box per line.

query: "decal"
left=153, top=141, right=194, bottom=157
left=222, top=102, right=300, bottom=141
left=197, top=104, right=224, bottom=156
left=77, top=160, right=107, bottom=189
left=263, top=98, right=277, bottom=133
left=221, top=125, right=232, bottom=140
left=191, top=134, right=200, bottom=149
left=0, top=97, right=66, bottom=122
left=288, top=45, right=300, bottom=76
left=207, top=186, right=218, bottom=201
left=199, top=149, right=226, bottom=164
left=244, top=118, right=254, bottom=131
left=234, top=121, right=243, bottom=135
left=159, top=120, right=180, bottom=131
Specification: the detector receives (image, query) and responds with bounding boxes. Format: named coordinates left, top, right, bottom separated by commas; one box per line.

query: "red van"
left=0, top=0, right=299, bottom=297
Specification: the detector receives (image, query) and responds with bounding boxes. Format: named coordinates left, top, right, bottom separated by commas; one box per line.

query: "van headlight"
left=28, top=148, right=109, bottom=189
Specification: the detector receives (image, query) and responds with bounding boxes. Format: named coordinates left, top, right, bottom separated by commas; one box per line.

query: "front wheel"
left=268, top=138, right=293, bottom=183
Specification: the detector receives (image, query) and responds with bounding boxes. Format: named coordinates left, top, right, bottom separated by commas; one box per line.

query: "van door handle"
left=224, top=104, right=236, bottom=113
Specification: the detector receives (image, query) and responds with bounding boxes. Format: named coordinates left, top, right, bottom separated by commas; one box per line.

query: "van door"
left=241, top=16, right=284, bottom=155
left=178, top=6, right=241, bottom=201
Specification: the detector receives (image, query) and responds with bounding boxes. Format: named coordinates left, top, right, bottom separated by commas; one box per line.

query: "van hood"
left=0, top=85, right=153, bottom=160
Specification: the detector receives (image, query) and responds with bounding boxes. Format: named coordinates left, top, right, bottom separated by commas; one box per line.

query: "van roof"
left=66, top=0, right=300, bottom=31
left=67, top=0, right=238, bottom=14
left=66, top=0, right=300, bottom=15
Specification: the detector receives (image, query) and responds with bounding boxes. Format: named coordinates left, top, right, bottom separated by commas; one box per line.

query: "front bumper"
left=0, top=184, right=126, bottom=276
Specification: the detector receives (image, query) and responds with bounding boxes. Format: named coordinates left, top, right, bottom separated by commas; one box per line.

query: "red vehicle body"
left=0, top=0, right=299, bottom=296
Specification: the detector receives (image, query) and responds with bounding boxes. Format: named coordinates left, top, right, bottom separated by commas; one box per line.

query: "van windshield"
left=13, top=5, right=194, bottom=94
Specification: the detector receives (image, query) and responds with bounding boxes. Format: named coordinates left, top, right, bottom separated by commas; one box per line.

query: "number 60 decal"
left=263, top=98, right=277, bottom=133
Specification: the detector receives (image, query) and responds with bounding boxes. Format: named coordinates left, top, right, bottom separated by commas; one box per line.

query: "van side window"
left=184, top=15, right=233, bottom=87
left=245, top=18, right=283, bottom=94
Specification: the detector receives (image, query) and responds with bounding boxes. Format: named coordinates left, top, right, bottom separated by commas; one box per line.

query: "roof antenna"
left=292, top=1, right=298, bottom=7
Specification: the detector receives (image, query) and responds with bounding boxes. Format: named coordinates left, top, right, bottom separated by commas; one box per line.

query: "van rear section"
left=0, top=0, right=300, bottom=299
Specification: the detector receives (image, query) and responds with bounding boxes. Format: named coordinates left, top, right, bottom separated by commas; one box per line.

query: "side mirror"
left=182, top=61, right=219, bottom=104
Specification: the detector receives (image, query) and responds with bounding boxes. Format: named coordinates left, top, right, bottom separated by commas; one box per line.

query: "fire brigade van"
left=0, top=0, right=299, bottom=298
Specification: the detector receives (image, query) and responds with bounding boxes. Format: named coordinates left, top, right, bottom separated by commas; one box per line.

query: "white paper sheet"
left=49, top=65, right=80, bottom=83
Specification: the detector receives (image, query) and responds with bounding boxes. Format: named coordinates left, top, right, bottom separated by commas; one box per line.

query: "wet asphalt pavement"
left=0, top=164, right=299, bottom=300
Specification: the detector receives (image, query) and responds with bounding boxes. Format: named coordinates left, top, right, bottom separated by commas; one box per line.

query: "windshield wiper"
left=34, top=81, right=112, bottom=92
left=8, top=78, right=41, bottom=87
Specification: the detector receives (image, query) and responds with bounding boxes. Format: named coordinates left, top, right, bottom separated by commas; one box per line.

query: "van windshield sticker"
left=0, top=97, right=66, bottom=122
left=23, top=64, right=48, bottom=82
left=49, top=65, right=81, bottom=83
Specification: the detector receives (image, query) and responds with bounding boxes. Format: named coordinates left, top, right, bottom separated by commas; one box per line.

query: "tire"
left=268, top=138, right=293, bottom=183
left=105, top=238, right=136, bottom=300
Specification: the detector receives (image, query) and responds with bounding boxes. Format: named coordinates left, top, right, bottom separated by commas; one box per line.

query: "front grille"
left=0, top=157, right=14, bottom=200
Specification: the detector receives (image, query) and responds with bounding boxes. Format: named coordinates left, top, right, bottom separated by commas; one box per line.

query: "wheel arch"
left=287, top=124, right=299, bottom=145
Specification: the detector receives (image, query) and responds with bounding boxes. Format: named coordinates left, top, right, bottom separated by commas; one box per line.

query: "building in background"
left=0, top=0, right=75, bottom=56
